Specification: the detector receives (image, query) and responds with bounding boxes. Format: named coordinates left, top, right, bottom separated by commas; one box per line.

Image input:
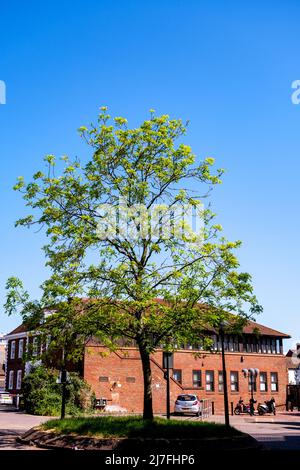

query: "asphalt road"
left=206, top=411, right=300, bottom=450
left=0, top=409, right=51, bottom=450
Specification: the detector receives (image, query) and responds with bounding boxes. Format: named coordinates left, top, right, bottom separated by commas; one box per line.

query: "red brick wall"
left=84, top=346, right=288, bottom=414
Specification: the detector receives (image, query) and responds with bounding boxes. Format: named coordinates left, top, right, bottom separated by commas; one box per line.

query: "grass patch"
left=42, top=416, right=241, bottom=439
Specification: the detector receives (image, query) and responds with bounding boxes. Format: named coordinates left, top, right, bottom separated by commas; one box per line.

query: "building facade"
left=286, top=344, right=300, bottom=385
left=0, top=333, right=7, bottom=391
left=5, top=320, right=290, bottom=413
left=4, top=325, right=28, bottom=395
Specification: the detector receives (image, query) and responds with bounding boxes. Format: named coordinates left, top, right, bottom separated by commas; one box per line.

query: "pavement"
left=205, top=411, right=300, bottom=450
left=0, top=409, right=52, bottom=450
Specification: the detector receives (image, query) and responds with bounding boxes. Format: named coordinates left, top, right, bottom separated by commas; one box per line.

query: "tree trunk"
left=138, top=342, right=154, bottom=420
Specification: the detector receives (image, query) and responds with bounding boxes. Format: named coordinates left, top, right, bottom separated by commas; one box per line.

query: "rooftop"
left=6, top=318, right=290, bottom=339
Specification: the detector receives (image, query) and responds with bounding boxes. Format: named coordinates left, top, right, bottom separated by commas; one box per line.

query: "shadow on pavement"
left=0, top=429, right=26, bottom=449
left=254, top=434, right=300, bottom=451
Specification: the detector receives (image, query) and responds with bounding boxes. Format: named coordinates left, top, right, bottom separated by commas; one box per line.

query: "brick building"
left=5, top=324, right=29, bottom=396
left=5, top=319, right=290, bottom=413
left=0, top=333, right=6, bottom=391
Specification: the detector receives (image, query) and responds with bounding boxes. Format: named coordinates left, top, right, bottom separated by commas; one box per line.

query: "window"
left=206, top=370, right=214, bottom=391
left=252, top=340, right=258, bottom=353
left=32, top=337, right=39, bottom=357
left=18, top=339, right=24, bottom=359
left=8, top=370, right=14, bottom=390
left=10, top=341, right=16, bottom=359
left=271, top=372, right=278, bottom=392
left=192, top=370, right=202, bottom=388
left=177, top=394, right=197, bottom=402
left=218, top=371, right=223, bottom=392
left=228, top=336, right=239, bottom=352
left=230, top=371, right=239, bottom=392
left=212, top=335, right=218, bottom=351
left=16, top=370, right=22, bottom=390
left=173, top=369, right=182, bottom=384
left=260, top=372, right=268, bottom=392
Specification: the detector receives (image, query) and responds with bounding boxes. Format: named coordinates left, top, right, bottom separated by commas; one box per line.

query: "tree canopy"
left=5, top=108, right=261, bottom=418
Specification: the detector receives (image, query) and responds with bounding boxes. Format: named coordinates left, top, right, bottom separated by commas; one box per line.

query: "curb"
left=18, top=427, right=261, bottom=451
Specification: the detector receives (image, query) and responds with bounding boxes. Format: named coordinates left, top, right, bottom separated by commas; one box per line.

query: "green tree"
left=5, top=108, right=261, bottom=420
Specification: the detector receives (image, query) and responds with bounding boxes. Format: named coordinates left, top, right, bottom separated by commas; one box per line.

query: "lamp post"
left=219, top=322, right=230, bottom=428
left=163, top=352, right=173, bottom=420
left=59, top=347, right=71, bottom=420
left=243, top=368, right=259, bottom=414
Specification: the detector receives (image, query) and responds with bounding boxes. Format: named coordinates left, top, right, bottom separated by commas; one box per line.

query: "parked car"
left=174, top=394, right=202, bottom=416
left=0, top=393, right=13, bottom=405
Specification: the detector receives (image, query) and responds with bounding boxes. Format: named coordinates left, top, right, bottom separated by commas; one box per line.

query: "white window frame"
left=16, top=370, right=22, bottom=390
left=173, top=369, right=182, bottom=384
left=260, top=372, right=268, bottom=392
left=192, top=370, right=202, bottom=388
left=206, top=370, right=214, bottom=391
left=32, top=337, right=39, bottom=356
left=18, top=339, right=24, bottom=359
left=10, top=341, right=16, bottom=359
left=270, top=372, right=278, bottom=391
left=230, top=371, right=239, bottom=392
left=8, top=370, right=14, bottom=390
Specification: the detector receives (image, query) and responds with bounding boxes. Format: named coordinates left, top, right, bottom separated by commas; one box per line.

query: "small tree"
left=5, top=108, right=261, bottom=419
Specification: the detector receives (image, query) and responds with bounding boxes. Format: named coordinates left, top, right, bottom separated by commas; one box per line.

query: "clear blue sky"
left=0, top=0, right=299, bottom=351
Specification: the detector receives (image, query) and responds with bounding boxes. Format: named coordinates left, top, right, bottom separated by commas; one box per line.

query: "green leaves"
left=7, top=107, right=261, bottom=358
left=4, top=277, right=29, bottom=316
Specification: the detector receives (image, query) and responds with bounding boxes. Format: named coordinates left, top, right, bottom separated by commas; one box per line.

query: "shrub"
left=21, top=365, right=92, bottom=416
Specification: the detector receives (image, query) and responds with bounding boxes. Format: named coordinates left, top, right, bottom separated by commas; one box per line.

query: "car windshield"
left=177, top=395, right=196, bottom=402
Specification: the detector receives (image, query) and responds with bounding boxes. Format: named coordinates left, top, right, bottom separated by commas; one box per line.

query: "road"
left=0, top=409, right=52, bottom=450
left=206, top=411, right=300, bottom=450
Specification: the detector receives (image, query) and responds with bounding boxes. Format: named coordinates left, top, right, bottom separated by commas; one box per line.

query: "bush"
left=21, top=365, right=92, bottom=416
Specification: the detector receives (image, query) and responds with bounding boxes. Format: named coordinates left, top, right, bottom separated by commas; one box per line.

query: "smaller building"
left=286, top=343, right=300, bottom=385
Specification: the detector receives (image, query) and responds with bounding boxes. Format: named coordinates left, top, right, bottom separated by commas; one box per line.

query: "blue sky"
left=0, top=0, right=299, bottom=351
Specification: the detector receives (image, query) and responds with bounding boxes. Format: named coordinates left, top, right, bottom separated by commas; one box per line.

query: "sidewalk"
left=206, top=411, right=300, bottom=450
